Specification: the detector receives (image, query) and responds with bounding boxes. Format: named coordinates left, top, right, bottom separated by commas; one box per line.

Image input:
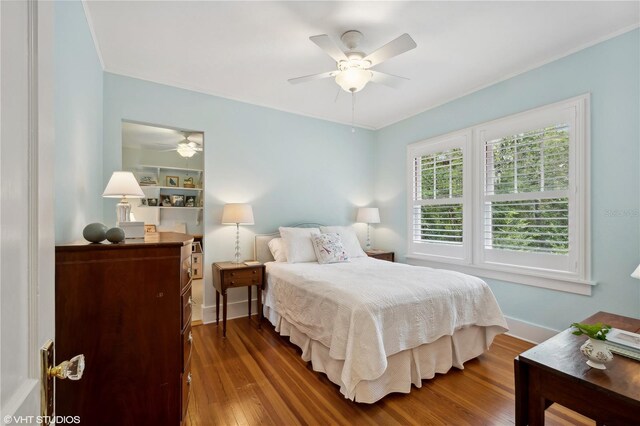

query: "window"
left=408, top=131, right=471, bottom=262
left=407, top=95, right=590, bottom=294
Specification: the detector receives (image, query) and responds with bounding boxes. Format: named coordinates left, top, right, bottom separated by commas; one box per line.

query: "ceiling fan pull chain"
left=351, top=91, right=356, bottom=133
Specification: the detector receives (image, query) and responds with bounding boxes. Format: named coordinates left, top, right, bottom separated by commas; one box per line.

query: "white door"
left=1, top=0, right=55, bottom=421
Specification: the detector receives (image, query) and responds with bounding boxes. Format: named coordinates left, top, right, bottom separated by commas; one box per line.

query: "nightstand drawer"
left=366, top=251, right=395, bottom=262
left=181, top=285, right=192, bottom=330
left=182, top=322, right=192, bottom=373
left=222, top=268, right=263, bottom=287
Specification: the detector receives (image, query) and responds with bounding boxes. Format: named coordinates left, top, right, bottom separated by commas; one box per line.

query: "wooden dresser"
left=55, top=232, right=194, bottom=426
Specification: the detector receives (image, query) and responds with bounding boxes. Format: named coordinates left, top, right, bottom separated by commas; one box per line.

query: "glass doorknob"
left=49, top=354, right=85, bottom=380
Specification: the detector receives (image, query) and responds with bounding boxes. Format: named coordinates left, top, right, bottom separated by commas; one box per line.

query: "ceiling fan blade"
left=364, top=33, right=417, bottom=67
left=288, top=71, right=337, bottom=85
left=309, top=34, right=348, bottom=63
left=370, top=71, right=409, bottom=89
left=186, top=133, right=203, bottom=144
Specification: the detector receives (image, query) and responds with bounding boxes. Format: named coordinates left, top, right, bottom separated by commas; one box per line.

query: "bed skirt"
left=264, top=305, right=504, bottom=403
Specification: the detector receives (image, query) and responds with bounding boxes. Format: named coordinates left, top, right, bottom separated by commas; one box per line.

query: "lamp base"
left=116, top=198, right=132, bottom=223
left=233, top=223, right=241, bottom=264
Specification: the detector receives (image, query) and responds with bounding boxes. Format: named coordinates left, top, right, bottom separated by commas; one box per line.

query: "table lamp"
left=102, top=171, right=145, bottom=222
left=356, top=207, right=380, bottom=250
left=222, top=203, right=254, bottom=263
left=632, top=264, right=640, bottom=279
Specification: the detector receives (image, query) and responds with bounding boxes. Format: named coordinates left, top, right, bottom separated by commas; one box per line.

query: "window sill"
left=405, top=255, right=596, bottom=296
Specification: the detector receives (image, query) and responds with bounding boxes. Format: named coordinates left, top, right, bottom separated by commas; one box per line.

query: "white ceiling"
left=122, top=121, right=203, bottom=150
left=85, top=1, right=639, bottom=129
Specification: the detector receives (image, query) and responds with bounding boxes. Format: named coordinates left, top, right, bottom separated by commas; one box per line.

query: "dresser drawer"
left=181, top=359, right=192, bottom=421
left=222, top=267, right=263, bottom=287
left=191, top=252, right=203, bottom=279
left=181, top=285, right=192, bottom=331
left=180, top=243, right=193, bottom=292
left=182, top=322, right=192, bottom=373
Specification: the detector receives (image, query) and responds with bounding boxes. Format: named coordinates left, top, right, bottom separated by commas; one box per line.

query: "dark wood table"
left=212, top=262, right=265, bottom=337
left=515, top=312, right=640, bottom=425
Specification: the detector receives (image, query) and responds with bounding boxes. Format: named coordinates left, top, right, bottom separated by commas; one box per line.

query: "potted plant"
left=571, top=322, right=614, bottom=369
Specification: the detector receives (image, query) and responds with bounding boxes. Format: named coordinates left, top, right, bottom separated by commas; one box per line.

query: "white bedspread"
left=264, top=257, right=508, bottom=398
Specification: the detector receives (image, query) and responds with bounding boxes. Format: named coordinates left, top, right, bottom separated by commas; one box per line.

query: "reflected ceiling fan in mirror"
left=289, top=30, right=417, bottom=93
left=288, top=30, right=417, bottom=130
left=162, top=133, right=203, bottom=158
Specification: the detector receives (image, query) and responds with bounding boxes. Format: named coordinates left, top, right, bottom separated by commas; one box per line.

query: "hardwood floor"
left=185, top=317, right=594, bottom=426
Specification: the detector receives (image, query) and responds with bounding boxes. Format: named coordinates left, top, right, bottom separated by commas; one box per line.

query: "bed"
left=255, top=227, right=508, bottom=403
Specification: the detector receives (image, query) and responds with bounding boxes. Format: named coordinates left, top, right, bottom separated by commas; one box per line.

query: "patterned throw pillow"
left=311, top=233, right=350, bottom=264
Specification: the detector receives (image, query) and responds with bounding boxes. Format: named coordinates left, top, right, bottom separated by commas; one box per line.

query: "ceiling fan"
left=163, top=133, right=203, bottom=158
left=288, top=30, right=417, bottom=93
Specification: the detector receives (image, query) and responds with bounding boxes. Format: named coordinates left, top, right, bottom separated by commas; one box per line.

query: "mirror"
left=121, top=121, right=205, bottom=236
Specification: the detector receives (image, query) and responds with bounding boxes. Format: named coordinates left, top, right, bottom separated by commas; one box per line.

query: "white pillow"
left=311, top=233, right=350, bottom=264
left=267, top=238, right=287, bottom=262
left=320, top=226, right=367, bottom=258
left=278, top=227, right=320, bottom=263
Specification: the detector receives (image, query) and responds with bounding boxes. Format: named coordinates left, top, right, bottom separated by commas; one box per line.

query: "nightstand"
left=212, top=262, right=265, bottom=337
left=365, top=250, right=395, bottom=262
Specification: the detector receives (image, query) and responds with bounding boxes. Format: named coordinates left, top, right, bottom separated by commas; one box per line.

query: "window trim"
left=406, top=94, right=592, bottom=295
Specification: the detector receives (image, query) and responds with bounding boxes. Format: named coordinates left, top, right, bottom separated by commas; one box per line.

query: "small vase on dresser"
left=580, top=338, right=614, bottom=369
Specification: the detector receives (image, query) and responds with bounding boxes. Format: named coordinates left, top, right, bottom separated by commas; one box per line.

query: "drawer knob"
left=230, top=281, right=235, bottom=285
left=252, top=270, right=256, bottom=274
left=188, top=331, right=193, bottom=345
left=187, top=372, right=192, bottom=385
left=230, top=272, right=235, bottom=277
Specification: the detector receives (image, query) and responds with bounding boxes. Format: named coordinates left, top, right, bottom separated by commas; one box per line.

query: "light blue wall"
left=103, top=73, right=376, bottom=307
left=54, top=0, right=104, bottom=243
left=55, top=2, right=639, bottom=331
left=374, top=30, right=640, bottom=330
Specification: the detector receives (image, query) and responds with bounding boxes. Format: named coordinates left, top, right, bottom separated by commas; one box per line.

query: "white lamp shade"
left=221, top=203, right=254, bottom=225
left=335, top=68, right=372, bottom=93
left=356, top=207, right=380, bottom=224
left=102, top=171, right=144, bottom=198
left=632, top=264, right=640, bottom=279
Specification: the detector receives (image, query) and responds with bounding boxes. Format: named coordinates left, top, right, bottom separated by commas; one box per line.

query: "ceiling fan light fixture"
left=177, top=142, right=196, bottom=158
left=335, top=68, right=372, bottom=93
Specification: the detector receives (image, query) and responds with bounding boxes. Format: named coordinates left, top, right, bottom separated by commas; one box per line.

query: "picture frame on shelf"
left=140, top=198, right=147, bottom=206
left=171, top=194, right=185, bottom=207
left=185, top=195, right=196, bottom=207
left=147, top=198, right=158, bottom=206
left=183, top=177, right=195, bottom=188
left=137, top=173, right=157, bottom=186
left=144, top=224, right=157, bottom=234
left=160, top=195, right=172, bottom=207
left=166, top=176, right=179, bottom=187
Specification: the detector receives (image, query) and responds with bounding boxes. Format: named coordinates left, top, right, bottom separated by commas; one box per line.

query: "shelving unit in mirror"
left=127, top=163, right=204, bottom=234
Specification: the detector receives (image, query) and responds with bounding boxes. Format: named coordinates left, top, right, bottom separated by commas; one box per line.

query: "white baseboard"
left=504, top=315, right=559, bottom=344
left=202, top=298, right=259, bottom=325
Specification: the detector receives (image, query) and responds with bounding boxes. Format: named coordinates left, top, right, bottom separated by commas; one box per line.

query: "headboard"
left=254, top=223, right=324, bottom=263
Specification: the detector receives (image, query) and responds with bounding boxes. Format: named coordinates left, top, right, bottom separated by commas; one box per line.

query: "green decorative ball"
left=105, top=227, right=125, bottom=244
left=83, top=223, right=108, bottom=243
